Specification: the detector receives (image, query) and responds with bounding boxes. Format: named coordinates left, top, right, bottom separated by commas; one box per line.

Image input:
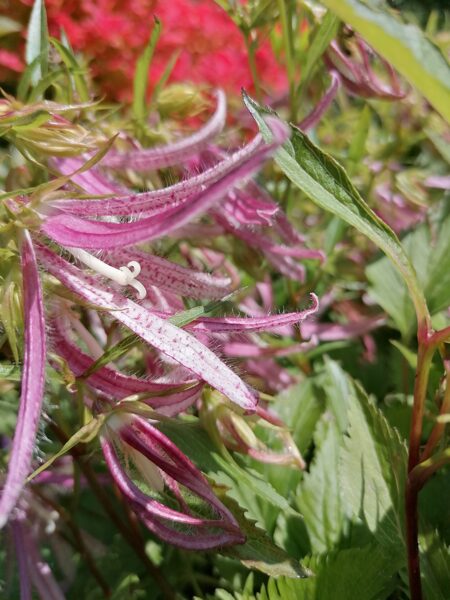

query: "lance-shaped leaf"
left=102, top=89, right=226, bottom=171
left=243, top=92, right=429, bottom=327
left=42, top=118, right=289, bottom=249
left=0, top=231, right=46, bottom=528
left=101, top=413, right=245, bottom=549
left=37, top=244, right=258, bottom=410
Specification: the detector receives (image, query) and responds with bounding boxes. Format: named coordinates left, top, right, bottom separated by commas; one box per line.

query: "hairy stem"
left=33, top=487, right=111, bottom=598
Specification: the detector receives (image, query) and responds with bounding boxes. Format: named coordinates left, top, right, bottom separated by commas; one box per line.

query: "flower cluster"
left=0, top=90, right=321, bottom=560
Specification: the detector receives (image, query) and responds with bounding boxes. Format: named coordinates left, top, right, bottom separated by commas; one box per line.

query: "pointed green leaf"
left=243, top=92, right=429, bottom=327
left=420, top=530, right=450, bottom=600
left=338, top=379, right=407, bottom=548
left=26, top=415, right=106, bottom=482
left=133, top=17, right=161, bottom=122
left=25, top=0, right=49, bottom=87
left=295, top=421, right=345, bottom=553
left=220, top=495, right=311, bottom=579
left=50, top=37, right=89, bottom=102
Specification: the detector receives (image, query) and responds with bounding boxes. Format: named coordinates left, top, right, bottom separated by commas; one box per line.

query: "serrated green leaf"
left=243, top=92, right=428, bottom=326
left=295, top=421, right=345, bottom=553
left=320, top=356, right=353, bottom=432
left=271, top=380, right=324, bottom=455
left=338, top=377, right=407, bottom=548
left=257, top=543, right=402, bottom=600
left=367, top=213, right=450, bottom=337
left=25, top=0, right=49, bottom=87
left=420, top=530, right=450, bottom=600
left=220, top=495, right=311, bottom=579
left=320, top=0, right=450, bottom=123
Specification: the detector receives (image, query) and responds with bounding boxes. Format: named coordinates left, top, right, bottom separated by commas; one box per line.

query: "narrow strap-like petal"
left=184, top=294, right=319, bottom=333
left=106, top=248, right=233, bottom=300
left=37, top=244, right=258, bottom=410
left=101, top=436, right=243, bottom=549
left=52, top=313, right=201, bottom=400
left=50, top=135, right=261, bottom=218
left=299, top=71, right=340, bottom=131
left=101, top=89, right=227, bottom=171
left=0, top=232, right=46, bottom=528
left=42, top=118, right=289, bottom=249
left=19, top=521, right=65, bottom=600
left=11, top=521, right=32, bottom=600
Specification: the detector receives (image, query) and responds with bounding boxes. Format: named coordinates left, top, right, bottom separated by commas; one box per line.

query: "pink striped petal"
left=102, top=89, right=227, bottom=171
left=52, top=156, right=128, bottom=195
left=299, top=71, right=340, bottom=131
left=0, top=232, right=46, bottom=528
left=37, top=244, right=258, bottom=410
left=42, top=118, right=289, bottom=249
left=52, top=316, right=203, bottom=412
left=101, top=414, right=244, bottom=549
left=20, top=522, right=65, bottom=600
left=185, top=294, right=318, bottom=333
left=50, top=134, right=261, bottom=218
left=106, top=247, right=233, bottom=300
left=301, top=315, right=386, bottom=341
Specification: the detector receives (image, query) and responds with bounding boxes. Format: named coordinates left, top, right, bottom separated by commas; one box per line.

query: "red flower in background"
left=6, top=0, right=286, bottom=101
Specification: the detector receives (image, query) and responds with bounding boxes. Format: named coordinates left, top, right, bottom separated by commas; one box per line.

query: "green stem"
left=421, top=369, right=450, bottom=461
left=277, top=0, right=297, bottom=121
left=410, top=448, right=450, bottom=492
left=243, top=31, right=262, bottom=102
left=428, top=324, right=450, bottom=349
left=33, top=488, right=111, bottom=598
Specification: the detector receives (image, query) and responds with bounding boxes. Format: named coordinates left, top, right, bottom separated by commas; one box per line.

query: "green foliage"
left=295, top=421, right=345, bottom=553
left=320, top=0, right=450, bottom=123
left=132, top=17, right=161, bottom=123
left=367, top=212, right=450, bottom=338
left=25, top=0, right=49, bottom=86
left=338, top=381, right=407, bottom=548
left=243, top=91, right=428, bottom=326
left=257, top=544, right=402, bottom=600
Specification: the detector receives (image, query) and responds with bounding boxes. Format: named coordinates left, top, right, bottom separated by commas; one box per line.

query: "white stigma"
left=69, top=248, right=147, bottom=299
